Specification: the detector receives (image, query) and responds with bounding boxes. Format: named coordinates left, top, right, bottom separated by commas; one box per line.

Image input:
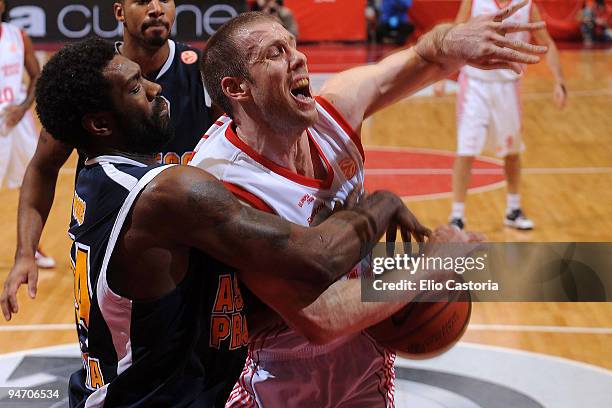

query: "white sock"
left=451, top=202, right=465, bottom=219
left=506, top=194, right=520, bottom=213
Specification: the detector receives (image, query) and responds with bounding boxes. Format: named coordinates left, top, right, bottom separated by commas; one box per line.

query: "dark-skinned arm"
left=139, top=165, right=428, bottom=341
left=1, top=130, right=73, bottom=320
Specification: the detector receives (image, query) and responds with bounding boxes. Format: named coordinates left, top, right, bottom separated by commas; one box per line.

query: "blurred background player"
left=0, top=0, right=54, bottom=268
left=1, top=0, right=215, bottom=309
left=579, top=0, right=612, bottom=46
left=250, top=0, right=299, bottom=38
left=377, top=0, right=414, bottom=45
left=440, top=0, right=567, bottom=231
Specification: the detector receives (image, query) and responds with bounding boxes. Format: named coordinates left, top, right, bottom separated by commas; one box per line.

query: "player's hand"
left=440, top=0, right=548, bottom=73
left=553, top=82, right=567, bottom=109
left=310, top=186, right=365, bottom=226
left=424, top=225, right=485, bottom=259
left=386, top=196, right=431, bottom=246
left=433, top=81, right=446, bottom=97
left=1, top=256, right=39, bottom=321
left=3, top=105, right=27, bottom=128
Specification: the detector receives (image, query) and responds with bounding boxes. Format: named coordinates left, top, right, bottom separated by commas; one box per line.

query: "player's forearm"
left=19, top=76, right=38, bottom=110
left=362, top=47, right=448, bottom=117
left=292, top=279, right=406, bottom=344
left=14, top=162, right=60, bottom=259
left=545, top=43, right=564, bottom=85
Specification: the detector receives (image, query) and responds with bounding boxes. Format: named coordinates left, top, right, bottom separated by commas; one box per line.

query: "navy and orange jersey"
left=68, top=155, right=247, bottom=408
left=75, top=40, right=212, bottom=176
left=148, top=40, right=211, bottom=165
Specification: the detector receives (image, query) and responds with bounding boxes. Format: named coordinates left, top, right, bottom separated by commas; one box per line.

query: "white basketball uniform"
left=457, top=0, right=531, bottom=157
left=0, top=22, right=37, bottom=189
left=190, top=97, right=395, bottom=408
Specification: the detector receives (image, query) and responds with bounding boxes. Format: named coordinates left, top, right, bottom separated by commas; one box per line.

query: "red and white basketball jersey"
left=190, top=96, right=365, bottom=227
left=0, top=23, right=26, bottom=111
left=190, top=96, right=366, bottom=353
left=461, top=0, right=532, bottom=82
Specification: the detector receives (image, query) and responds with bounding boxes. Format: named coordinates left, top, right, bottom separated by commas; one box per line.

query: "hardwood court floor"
left=0, top=49, right=611, bottom=371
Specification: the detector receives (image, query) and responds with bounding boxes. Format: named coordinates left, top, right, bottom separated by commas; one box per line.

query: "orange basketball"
left=366, top=289, right=471, bottom=359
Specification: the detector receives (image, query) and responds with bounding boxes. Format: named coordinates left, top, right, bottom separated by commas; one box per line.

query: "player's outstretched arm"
left=319, top=0, right=548, bottom=131
left=0, top=130, right=72, bottom=321
left=530, top=4, right=567, bottom=109
left=292, top=226, right=484, bottom=344
left=137, top=165, right=429, bottom=339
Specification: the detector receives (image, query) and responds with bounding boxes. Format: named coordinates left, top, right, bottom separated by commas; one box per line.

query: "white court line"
left=0, top=323, right=73, bottom=332
left=399, top=87, right=612, bottom=103
left=366, top=167, right=612, bottom=176
left=60, top=167, right=612, bottom=176
left=2, top=322, right=611, bottom=334
left=469, top=324, right=612, bottom=334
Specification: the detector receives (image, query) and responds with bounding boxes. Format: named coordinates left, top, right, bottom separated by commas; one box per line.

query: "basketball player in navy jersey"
left=1, top=0, right=214, bottom=316
left=29, top=37, right=434, bottom=407
left=191, top=6, right=545, bottom=407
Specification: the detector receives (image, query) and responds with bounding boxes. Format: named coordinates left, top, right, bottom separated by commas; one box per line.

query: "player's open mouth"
left=290, top=78, right=313, bottom=103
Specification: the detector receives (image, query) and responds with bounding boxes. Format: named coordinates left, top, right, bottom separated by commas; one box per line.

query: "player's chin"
left=144, top=30, right=169, bottom=46
left=298, top=107, right=318, bottom=128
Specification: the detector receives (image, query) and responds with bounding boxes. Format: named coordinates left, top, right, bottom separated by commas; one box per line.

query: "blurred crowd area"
left=248, top=0, right=612, bottom=47
left=2, top=1, right=610, bottom=49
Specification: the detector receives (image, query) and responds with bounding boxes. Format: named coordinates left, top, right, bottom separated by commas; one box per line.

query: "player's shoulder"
left=142, top=165, right=218, bottom=201
left=173, top=41, right=202, bottom=67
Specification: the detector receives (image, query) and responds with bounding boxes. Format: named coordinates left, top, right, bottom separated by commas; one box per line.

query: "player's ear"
left=113, top=2, right=125, bottom=23
left=221, top=77, right=250, bottom=102
left=82, top=113, right=113, bottom=138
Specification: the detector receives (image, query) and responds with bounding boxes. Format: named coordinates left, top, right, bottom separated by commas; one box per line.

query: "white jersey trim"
left=85, top=155, right=148, bottom=167
left=100, top=162, right=138, bottom=192
left=84, top=384, right=108, bottom=408
left=156, top=39, right=176, bottom=80
left=91, top=164, right=175, bottom=406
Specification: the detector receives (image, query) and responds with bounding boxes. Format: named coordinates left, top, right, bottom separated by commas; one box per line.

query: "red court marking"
left=364, top=147, right=505, bottom=198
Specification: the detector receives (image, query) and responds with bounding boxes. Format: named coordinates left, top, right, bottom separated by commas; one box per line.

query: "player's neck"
left=119, top=37, right=170, bottom=77
left=235, top=122, right=319, bottom=177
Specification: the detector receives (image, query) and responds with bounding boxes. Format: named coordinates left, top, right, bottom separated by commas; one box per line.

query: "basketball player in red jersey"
left=441, top=0, right=567, bottom=231
left=191, top=4, right=544, bottom=407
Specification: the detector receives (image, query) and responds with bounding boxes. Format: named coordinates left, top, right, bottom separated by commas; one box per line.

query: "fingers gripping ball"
left=366, top=289, right=471, bottom=359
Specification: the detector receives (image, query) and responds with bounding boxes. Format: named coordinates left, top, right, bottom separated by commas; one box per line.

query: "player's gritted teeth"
left=290, top=78, right=313, bottom=103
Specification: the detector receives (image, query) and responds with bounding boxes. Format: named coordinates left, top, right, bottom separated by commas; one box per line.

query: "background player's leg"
left=504, top=153, right=521, bottom=196
left=503, top=152, right=533, bottom=230
left=450, top=76, right=489, bottom=229
left=450, top=155, right=474, bottom=229
left=4, top=113, right=37, bottom=189
left=492, top=81, right=533, bottom=230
